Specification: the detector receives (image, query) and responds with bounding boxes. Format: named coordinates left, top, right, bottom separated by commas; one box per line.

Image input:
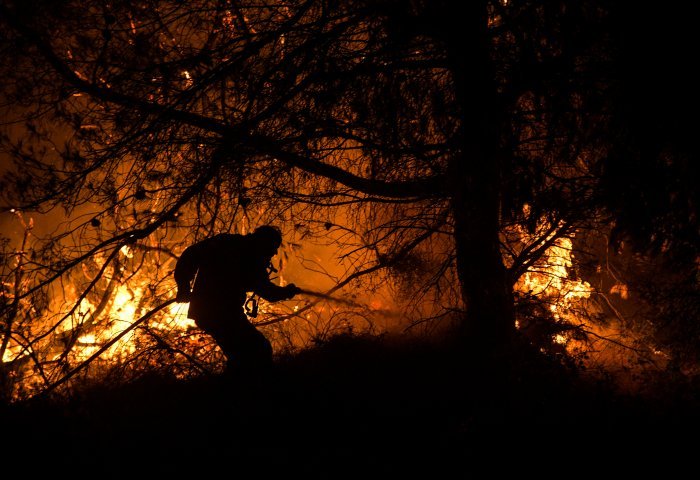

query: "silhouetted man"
left=174, top=225, right=300, bottom=376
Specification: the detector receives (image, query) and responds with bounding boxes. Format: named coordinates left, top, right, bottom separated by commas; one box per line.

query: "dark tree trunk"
left=445, top=1, right=516, bottom=349
left=450, top=161, right=515, bottom=348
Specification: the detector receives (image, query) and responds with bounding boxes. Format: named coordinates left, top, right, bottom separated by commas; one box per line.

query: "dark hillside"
left=2, top=333, right=698, bottom=478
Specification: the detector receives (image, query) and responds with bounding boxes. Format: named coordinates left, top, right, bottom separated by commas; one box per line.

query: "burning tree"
left=0, top=0, right=697, bottom=401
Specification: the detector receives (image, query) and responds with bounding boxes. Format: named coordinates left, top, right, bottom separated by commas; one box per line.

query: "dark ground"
left=2, top=333, right=699, bottom=478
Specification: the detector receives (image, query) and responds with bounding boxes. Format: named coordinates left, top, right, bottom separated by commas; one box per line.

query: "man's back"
left=176, top=233, right=267, bottom=319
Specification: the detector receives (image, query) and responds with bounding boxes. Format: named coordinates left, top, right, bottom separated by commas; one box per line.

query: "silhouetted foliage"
left=2, top=332, right=699, bottom=477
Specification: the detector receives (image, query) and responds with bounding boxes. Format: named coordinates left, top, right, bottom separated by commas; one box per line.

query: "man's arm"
left=255, top=281, right=300, bottom=302
left=251, top=262, right=300, bottom=302
left=173, top=241, right=206, bottom=301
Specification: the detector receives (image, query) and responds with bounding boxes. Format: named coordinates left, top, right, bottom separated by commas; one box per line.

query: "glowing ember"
left=610, top=284, right=629, bottom=300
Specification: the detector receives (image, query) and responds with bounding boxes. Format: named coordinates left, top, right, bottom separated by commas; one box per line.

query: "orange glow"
left=0, top=200, right=658, bottom=401
left=515, top=235, right=594, bottom=319
left=67, top=284, right=145, bottom=362
left=508, top=213, right=668, bottom=384
left=506, top=210, right=600, bottom=353
left=2, top=344, right=28, bottom=363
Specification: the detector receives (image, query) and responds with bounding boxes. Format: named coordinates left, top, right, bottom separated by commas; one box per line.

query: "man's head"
left=250, top=225, right=283, bottom=258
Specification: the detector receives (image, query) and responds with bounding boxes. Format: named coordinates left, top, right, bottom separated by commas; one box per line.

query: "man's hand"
left=285, top=283, right=302, bottom=299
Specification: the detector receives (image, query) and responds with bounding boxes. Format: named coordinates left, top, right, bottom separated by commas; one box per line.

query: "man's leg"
left=195, top=314, right=273, bottom=377
left=232, top=323, right=273, bottom=375
left=194, top=315, right=239, bottom=373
